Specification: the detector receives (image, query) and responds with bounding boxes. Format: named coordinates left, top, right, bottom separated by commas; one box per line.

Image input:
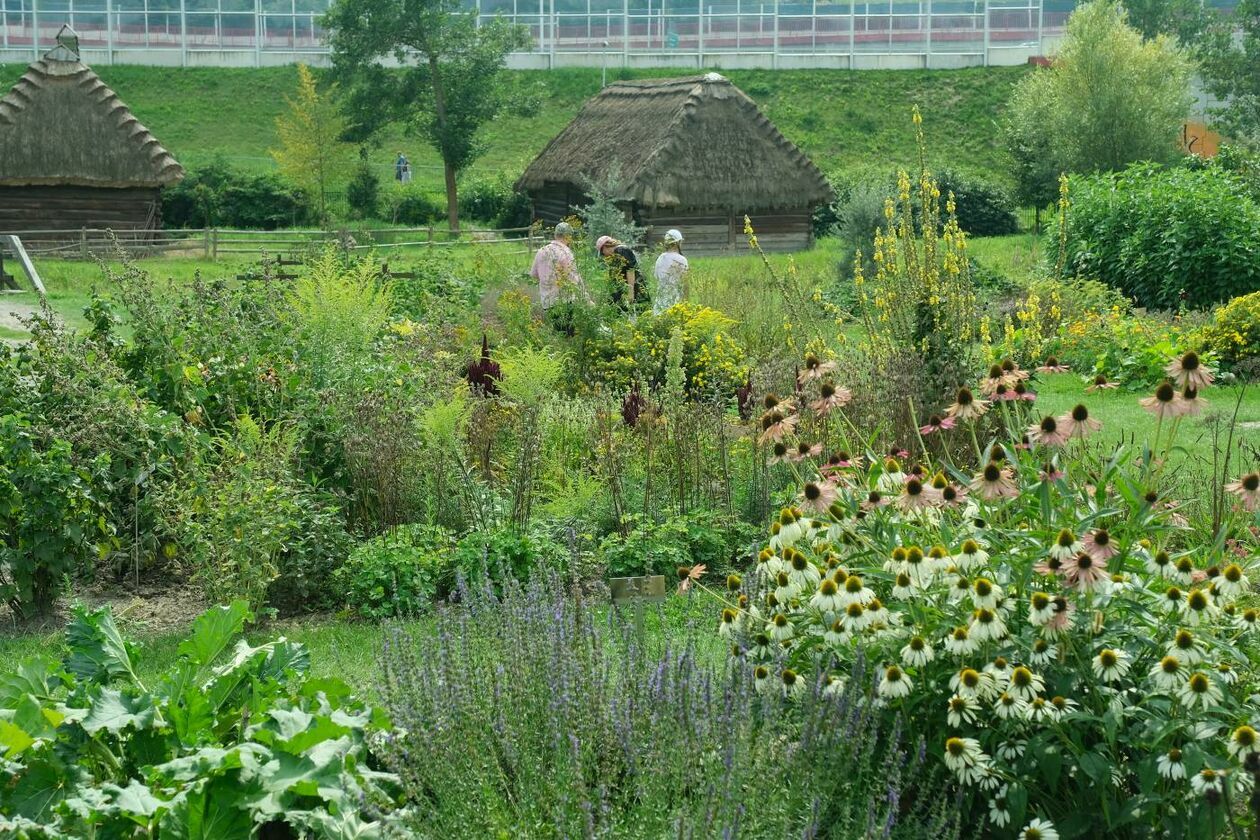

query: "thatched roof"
left=0, top=27, right=183, bottom=188
left=516, top=73, right=831, bottom=211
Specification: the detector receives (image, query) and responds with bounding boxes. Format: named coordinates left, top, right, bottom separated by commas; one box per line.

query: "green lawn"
left=0, top=64, right=1028, bottom=196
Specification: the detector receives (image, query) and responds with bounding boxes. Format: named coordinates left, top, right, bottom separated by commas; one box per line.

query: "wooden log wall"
left=638, top=207, right=814, bottom=255
left=0, top=185, right=163, bottom=239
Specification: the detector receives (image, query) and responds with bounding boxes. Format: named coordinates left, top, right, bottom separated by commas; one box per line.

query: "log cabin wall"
left=637, top=207, right=814, bottom=255
left=0, top=185, right=162, bottom=240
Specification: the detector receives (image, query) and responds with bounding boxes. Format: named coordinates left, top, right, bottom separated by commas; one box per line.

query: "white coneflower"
left=1159, top=585, right=1185, bottom=615
left=947, top=694, right=979, bottom=728
left=901, top=635, right=935, bottom=668
left=1151, top=655, right=1185, bottom=692
left=1217, top=661, right=1238, bottom=685
left=1028, top=592, right=1055, bottom=626
left=1181, top=589, right=1217, bottom=626
left=1178, top=671, right=1223, bottom=710
left=877, top=458, right=907, bottom=492
left=944, top=626, right=978, bottom=656
left=774, top=571, right=799, bottom=606
left=943, top=736, right=989, bottom=784
left=1190, top=768, right=1225, bottom=798
left=1029, top=638, right=1057, bottom=666
left=1092, top=648, right=1131, bottom=682
left=994, top=692, right=1028, bottom=720
left=985, top=657, right=1013, bottom=691
left=753, top=665, right=772, bottom=694
left=1051, top=696, right=1079, bottom=718
left=999, top=740, right=1027, bottom=761
left=1048, top=528, right=1083, bottom=561
left=891, top=572, right=916, bottom=601
left=718, top=609, right=739, bottom=638
left=842, top=602, right=870, bottom=633
left=1145, top=549, right=1174, bottom=577
left=839, top=573, right=875, bottom=608
left=810, top=577, right=845, bottom=614
left=953, top=538, right=989, bottom=572
left=1237, top=607, right=1260, bottom=633
left=1158, top=747, right=1187, bottom=780
left=969, top=608, right=1008, bottom=643
left=971, top=577, right=1002, bottom=610
left=1024, top=696, right=1058, bottom=723
left=951, top=668, right=998, bottom=701
left=768, top=613, right=795, bottom=642
left=781, top=668, right=805, bottom=698
left=1219, top=563, right=1250, bottom=600
left=1169, top=628, right=1206, bottom=665
left=1019, top=817, right=1059, bottom=840
left=865, top=597, right=892, bottom=631
left=948, top=575, right=972, bottom=604
left=989, top=794, right=1011, bottom=828
left=879, top=664, right=912, bottom=699
left=824, top=674, right=846, bottom=696
left=1007, top=666, right=1045, bottom=702
left=824, top=619, right=849, bottom=647
left=1230, top=725, right=1260, bottom=761
left=786, top=550, right=822, bottom=591
left=1167, top=351, right=1213, bottom=391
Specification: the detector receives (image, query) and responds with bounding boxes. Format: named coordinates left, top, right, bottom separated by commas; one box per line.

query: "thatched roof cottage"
left=0, top=27, right=183, bottom=238
left=516, top=73, right=832, bottom=254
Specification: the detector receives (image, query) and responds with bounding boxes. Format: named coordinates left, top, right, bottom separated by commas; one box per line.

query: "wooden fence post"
left=211, top=229, right=218, bottom=260
left=203, top=227, right=210, bottom=259
left=80, top=227, right=88, bottom=259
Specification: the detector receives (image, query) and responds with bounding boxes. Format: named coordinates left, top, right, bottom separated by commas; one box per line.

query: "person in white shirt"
left=652, top=229, right=689, bottom=314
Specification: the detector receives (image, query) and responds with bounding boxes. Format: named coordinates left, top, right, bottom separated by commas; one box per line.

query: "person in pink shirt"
left=530, top=221, right=591, bottom=310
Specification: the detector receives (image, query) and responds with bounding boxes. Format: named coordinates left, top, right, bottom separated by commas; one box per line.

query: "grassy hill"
left=0, top=63, right=1028, bottom=196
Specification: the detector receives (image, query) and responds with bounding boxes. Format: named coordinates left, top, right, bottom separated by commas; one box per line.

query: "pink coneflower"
left=1034, top=555, right=1065, bottom=577
left=1041, top=462, right=1066, bottom=482
left=1037, top=356, right=1070, bottom=374
left=920, top=414, right=956, bottom=436
left=939, top=483, right=968, bottom=506
left=1086, top=374, right=1118, bottom=393
left=1140, top=382, right=1182, bottom=420
left=947, top=387, right=989, bottom=421
left=897, top=477, right=935, bottom=511
left=821, top=451, right=863, bottom=477
left=888, top=446, right=910, bottom=460
left=788, top=441, right=823, bottom=463
left=1044, top=596, right=1075, bottom=637
left=971, top=462, right=1018, bottom=501
left=801, top=480, right=839, bottom=514
left=1057, top=404, right=1101, bottom=439
left=1062, top=552, right=1110, bottom=592
left=1002, top=359, right=1030, bottom=381
left=811, top=380, right=853, bottom=414
left=862, top=490, right=890, bottom=511
left=768, top=442, right=793, bottom=465
left=980, top=364, right=1009, bottom=396
left=1178, top=387, right=1208, bottom=417
left=1083, top=529, right=1118, bottom=563
left=1028, top=416, right=1070, bottom=447
left=992, top=383, right=1019, bottom=402
left=1226, top=473, right=1260, bottom=511
left=1167, top=351, right=1213, bottom=391
left=1014, top=381, right=1036, bottom=402
left=758, top=409, right=798, bottom=444
left=799, top=353, right=838, bottom=383
left=1012, top=434, right=1032, bottom=451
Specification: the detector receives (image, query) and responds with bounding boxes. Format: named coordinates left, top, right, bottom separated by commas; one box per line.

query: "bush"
left=384, top=184, right=445, bottom=225
left=934, top=169, right=1020, bottom=237
left=600, top=510, right=761, bottom=579
left=458, top=173, right=533, bottom=229
left=452, top=527, right=568, bottom=589
left=0, top=602, right=389, bottom=836
left=346, top=150, right=381, bottom=219
left=376, top=575, right=962, bottom=838
left=0, top=415, right=111, bottom=619
left=162, top=158, right=315, bottom=229
left=1062, top=163, right=1260, bottom=309
left=334, top=524, right=456, bottom=618
left=724, top=364, right=1260, bottom=836
left=1195, top=290, right=1260, bottom=372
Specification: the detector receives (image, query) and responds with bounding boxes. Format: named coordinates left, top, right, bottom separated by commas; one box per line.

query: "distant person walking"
left=531, top=222, right=590, bottom=331
left=652, top=228, right=688, bottom=314
left=395, top=152, right=408, bottom=182
left=597, top=235, right=647, bottom=314
left=401, top=161, right=412, bottom=184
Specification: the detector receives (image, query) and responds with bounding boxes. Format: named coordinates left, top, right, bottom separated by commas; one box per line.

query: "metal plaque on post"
left=609, top=574, right=667, bottom=636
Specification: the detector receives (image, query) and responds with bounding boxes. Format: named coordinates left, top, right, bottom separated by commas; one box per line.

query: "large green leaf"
left=103, top=779, right=164, bottom=823
left=292, top=809, right=384, bottom=840
left=159, top=779, right=254, bottom=840
left=0, top=719, right=34, bottom=758
left=150, top=743, right=271, bottom=784
left=7, top=758, right=72, bottom=822
left=63, top=605, right=143, bottom=688
left=177, top=602, right=252, bottom=676
left=0, top=657, right=66, bottom=706
left=81, top=688, right=157, bottom=735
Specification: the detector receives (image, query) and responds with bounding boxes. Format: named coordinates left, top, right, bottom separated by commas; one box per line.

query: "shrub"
left=162, top=158, right=315, bottom=229
left=1195, top=290, right=1260, bottom=372
left=721, top=361, right=1260, bottom=836
left=334, top=523, right=456, bottom=618
left=1061, top=163, right=1260, bottom=309
left=934, top=169, right=1020, bottom=237
left=452, top=527, right=568, bottom=588
left=0, top=602, right=389, bottom=836
left=0, top=415, right=111, bottom=619
left=384, top=184, right=445, bottom=225
left=346, top=149, right=381, bottom=219
left=375, top=575, right=963, bottom=838
left=600, top=510, right=761, bottom=579
left=458, top=172, right=533, bottom=229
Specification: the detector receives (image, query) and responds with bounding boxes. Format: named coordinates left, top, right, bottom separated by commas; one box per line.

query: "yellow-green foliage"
left=585, top=303, right=747, bottom=398
left=270, top=63, right=354, bottom=220
left=1196, top=291, right=1260, bottom=368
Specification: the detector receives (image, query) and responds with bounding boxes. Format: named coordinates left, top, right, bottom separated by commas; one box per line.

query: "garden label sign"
left=610, top=574, right=666, bottom=635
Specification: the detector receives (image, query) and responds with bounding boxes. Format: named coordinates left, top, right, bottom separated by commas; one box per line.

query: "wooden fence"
left=0, top=226, right=544, bottom=259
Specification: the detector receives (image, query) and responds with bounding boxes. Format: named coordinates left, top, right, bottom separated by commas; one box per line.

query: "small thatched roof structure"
left=516, top=73, right=830, bottom=211
left=0, top=27, right=183, bottom=189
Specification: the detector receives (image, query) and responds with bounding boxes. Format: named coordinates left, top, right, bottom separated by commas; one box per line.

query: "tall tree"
left=1120, top=0, right=1211, bottom=44
left=1200, top=0, right=1260, bottom=145
left=324, top=0, right=530, bottom=232
left=1004, top=0, right=1192, bottom=182
left=270, top=63, right=353, bottom=226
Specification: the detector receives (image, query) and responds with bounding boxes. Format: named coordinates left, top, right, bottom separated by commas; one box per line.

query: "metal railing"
left=0, top=0, right=1075, bottom=66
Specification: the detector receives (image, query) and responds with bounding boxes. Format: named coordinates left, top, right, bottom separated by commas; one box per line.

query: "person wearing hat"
left=596, top=235, right=647, bottom=314
left=531, top=222, right=590, bottom=332
left=652, top=229, right=688, bottom=314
